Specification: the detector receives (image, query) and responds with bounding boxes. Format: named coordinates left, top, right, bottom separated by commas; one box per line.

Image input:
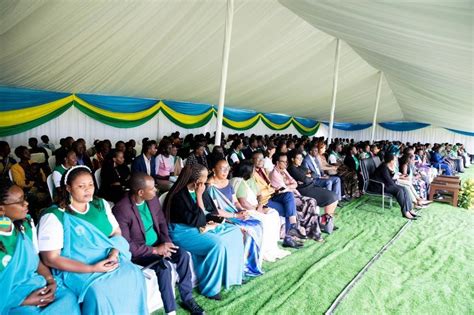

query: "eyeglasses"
left=218, top=167, right=230, bottom=171
left=1, top=198, right=27, bottom=206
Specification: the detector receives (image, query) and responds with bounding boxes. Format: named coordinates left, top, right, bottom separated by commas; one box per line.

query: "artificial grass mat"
left=337, top=169, right=474, bottom=314
left=161, top=168, right=474, bottom=314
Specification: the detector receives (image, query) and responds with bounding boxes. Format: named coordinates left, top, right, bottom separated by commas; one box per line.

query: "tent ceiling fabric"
left=0, top=0, right=472, bottom=131
left=279, top=0, right=473, bottom=132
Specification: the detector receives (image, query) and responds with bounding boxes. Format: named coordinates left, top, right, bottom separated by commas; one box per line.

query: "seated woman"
left=163, top=164, right=244, bottom=300
left=92, top=141, right=110, bottom=171
left=10, top=146, right=50, bottom=220
left=0, top=180, right=80, bottom=315
left=99, top=151, right=130, bottom=203
left=251, top=152, right=304, bottom=249
left=287, top=150, right=339, bottom=219
left=399, top=154, right=430, bottom=201
left=430, top=145, right=453, bottom=175
left=414, top=148, right=437, bottom=184
left=318, top=142, right=357, bottom=198
left=170, top=144, right=184, bottom=176
left=231, top=161, right=291, bottom=262
left=344, top=144, right=364, bottom=195
left=208, top=159, right=264, bottom=276
left=155, top=139, right=175, bottom=192
left=37, top=166, right=148, bottom=314
left=52, top=150, right=77, bottom=197
left=263, top=142, right=276, bottom=173
left=208, top=146, right=226, bottom=171
left=185, top=142, right=208, bottom=169
left=371, top=154, right=418, bottom=220
left=228, top=139, right=246, bottom=167
left=270, top=154, right=324, bottom=241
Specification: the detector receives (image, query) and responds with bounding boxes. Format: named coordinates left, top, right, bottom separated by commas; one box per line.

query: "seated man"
left=112, top=172, right=204, bottom=315
left=303, top=144, right=342, bottom=201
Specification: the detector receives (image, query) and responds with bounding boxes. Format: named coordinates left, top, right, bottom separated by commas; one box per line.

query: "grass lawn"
left=156, top=167, right=474, bottom=314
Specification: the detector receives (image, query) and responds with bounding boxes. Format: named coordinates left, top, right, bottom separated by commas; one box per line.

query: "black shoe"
left=206, top=293, right=221, bottom=301
left=182, top=299, right=205, bottom=315
left=287, top=227, right=307, bottom=239
left=282, top=238, right=303, bottom=248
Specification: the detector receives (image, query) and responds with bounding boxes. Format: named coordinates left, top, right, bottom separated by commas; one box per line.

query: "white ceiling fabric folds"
left=0, top=0, right=472, bottom=131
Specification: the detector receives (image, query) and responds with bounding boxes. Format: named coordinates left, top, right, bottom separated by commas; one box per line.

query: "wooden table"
left=429, top=176, right=461, bottom=207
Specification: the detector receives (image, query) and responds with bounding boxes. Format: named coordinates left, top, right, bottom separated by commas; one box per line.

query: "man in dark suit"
left=242, top=136, right=259, bottom=159
left=131, top=140, right=158, bottom=177
left=113, top=173, right=204, bottom=315
left=302, top=144, right=342, bottom=200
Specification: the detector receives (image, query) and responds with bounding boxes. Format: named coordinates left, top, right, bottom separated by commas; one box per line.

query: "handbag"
left=319, top=214, right=334, bottom=234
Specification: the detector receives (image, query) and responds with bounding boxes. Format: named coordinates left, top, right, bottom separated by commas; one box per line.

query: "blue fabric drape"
left=378, top=121, right=430, bottom=131
left=163, top=100, right=213, bottom=115
left=294, top=117, right=317, bottom=128
left=323, top=122, right=372, bottom=131
left=445, top=128, right=474, bottom=137
left=223, top=107, right=258, bottom=121
left=262, top=113, right=292, bottom=124
left=0, top=86, right=69, bottom=110
left=77, top=94, right=157, bottom=113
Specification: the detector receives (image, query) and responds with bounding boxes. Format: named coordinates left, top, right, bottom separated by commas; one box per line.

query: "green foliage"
left=458, top=178, right=474, bottom=209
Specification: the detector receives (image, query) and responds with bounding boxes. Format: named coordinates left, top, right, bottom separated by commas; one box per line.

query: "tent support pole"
left=370, top=71, right=383, bottom=144
left=327, top=38, right=341, bottom=145
left=215, top=0, right=234, bottom=146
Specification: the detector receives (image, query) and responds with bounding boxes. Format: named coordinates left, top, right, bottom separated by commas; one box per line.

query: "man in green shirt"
left=113, top=173, right=204, bottom=315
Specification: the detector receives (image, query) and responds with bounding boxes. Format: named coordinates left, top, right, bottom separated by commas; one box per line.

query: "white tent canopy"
left=0, top=0, right=472, bottom=131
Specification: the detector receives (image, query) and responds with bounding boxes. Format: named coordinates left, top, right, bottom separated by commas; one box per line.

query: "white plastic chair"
left=158, top=192, right=168, bottom=207
left=46, top=174, right=54, bottom=199
left=94, top=168, right=101, bottom=189
left=48, top=156, right=56, bottom=170
left=30, top=152, right=46, bottom=164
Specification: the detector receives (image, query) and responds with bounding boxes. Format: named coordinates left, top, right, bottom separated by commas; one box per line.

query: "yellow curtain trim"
left=160, top=102, right=215, bottom=124
left=74, top=96, right=161, bottom=121
left=223, top=114, right=261, bottom=129
left=292, top=119, right=319, bottom=132
left=0, top=95, right=74, bottom=127
left=261, top=115, right=292, bottom=129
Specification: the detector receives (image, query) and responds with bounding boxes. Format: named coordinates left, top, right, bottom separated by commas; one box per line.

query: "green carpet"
left=159, top=168, right=474, bottom=315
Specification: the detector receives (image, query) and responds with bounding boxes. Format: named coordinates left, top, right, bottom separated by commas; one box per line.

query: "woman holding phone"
left=37, top=166, right=148, bottom=314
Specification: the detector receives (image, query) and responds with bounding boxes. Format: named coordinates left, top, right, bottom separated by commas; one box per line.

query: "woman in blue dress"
left=0, top=180, right=80, bottom=315
left=207, top=159, right=264, bottom=277
left=37, top=166, right=148, bottom=314
left=164, top=164, right=244, bottom=300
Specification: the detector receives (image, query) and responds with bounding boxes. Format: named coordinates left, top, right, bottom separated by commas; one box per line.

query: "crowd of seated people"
left=0, top=132, right=471, bottom=314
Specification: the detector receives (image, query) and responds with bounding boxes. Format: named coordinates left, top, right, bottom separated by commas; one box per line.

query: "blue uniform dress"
left=167, top=188, right=244, bottom=297
left=38, top=200, right=148, bottom=315
left=0, top=218, right=80, bottom=315
left=208, top=184, right=264, bottom=277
